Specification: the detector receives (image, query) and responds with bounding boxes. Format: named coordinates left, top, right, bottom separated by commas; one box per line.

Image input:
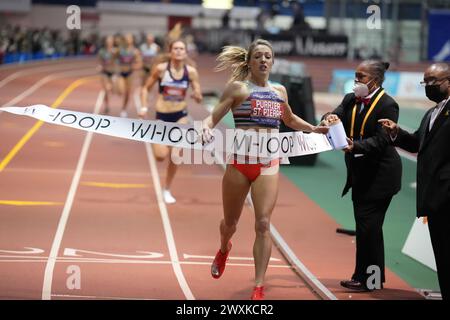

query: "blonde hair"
left=168, top=23, right=183, bottom=43
left=215, top=39, right=274, bottom=82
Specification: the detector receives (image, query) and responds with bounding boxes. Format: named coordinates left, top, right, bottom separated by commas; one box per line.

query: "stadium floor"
left=0, top=55, right=432, bottom=300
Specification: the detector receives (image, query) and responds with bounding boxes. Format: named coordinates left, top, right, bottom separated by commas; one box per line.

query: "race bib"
left=251, top=99, right=284, bottom=119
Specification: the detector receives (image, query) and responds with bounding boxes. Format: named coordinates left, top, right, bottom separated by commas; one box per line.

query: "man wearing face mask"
left=379, top=63, right=450, bottom=300
left=322, top=60, right=402, bottom=292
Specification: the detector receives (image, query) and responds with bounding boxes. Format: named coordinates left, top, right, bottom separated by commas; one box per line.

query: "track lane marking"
left=51, top=294, right=159, bottom=300
left=42, top=90, right=105, bottom=300
left=0, top=67, right=96, bottom=109
left=63, top=248, right=163, bottom=259
left=0, top=200, right=63, bottom=206
left=0, top=247, right=45, bottom=254
left=80, top=181, right=150, bottom=189
left=0, top=61, right=93, bottom=90
left=0, top=75, right=98, bottom=173
left=134, top=88, right=195, bottom=300
left=183, top=253, right=282, bottom=262
left=0, top=257, right=294, bottom=268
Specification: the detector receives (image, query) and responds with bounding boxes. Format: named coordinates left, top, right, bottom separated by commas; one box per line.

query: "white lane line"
left=51, top=294, right=159, bottom=300
left=134, top=89, right=195, bottom=298
left=0, top=247, right=45, bottom=255
left=63, top=248, right=164, bottom=259
left=1, top=67, right=96, bottom=109
left=183, top=253, right=282, bottom=262
left=42, top=90, right=105, bottom=300
left=134, top=88, right=195, bottom=300
left=0, top=62, right=91, bottom=90
left=270, top=224, right=338, bottom=300
left=4, top=167, right=153, bottom=177
left=0, top=257, right=293, bottom=268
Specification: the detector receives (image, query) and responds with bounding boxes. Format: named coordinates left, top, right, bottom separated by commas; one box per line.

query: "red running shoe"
left=251, top=286, right=264, bottom=300
left=211, top=241, right=232, bottom=279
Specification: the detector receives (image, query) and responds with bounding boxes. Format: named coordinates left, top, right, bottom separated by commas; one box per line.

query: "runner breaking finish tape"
left=0, top=104, right=348, bottom=161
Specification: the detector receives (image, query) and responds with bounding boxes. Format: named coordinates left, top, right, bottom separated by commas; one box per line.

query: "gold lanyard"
left=350, top=89, right=385, bottom=140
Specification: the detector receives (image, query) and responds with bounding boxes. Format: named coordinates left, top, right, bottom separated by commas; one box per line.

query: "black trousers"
left=352, top=197, right=392, bottom=284
left=428, top=213, right=450, bottom=300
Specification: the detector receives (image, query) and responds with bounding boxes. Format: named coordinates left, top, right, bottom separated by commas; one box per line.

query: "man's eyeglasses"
left=420, top=77, right=449, bottom=86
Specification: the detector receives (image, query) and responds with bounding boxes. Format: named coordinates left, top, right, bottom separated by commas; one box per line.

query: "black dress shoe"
left=340, top=279, right=372, bottom=292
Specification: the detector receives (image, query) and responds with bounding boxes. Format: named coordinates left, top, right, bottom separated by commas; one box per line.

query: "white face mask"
left=353, top=79, right=374, bottom=98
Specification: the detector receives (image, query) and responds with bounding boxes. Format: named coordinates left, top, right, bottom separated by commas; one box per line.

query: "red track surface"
left=0, top=57, right=423, bottom=300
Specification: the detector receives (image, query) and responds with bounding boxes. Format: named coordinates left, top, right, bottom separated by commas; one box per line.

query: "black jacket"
left=326, top=89, right=402, bottom=201
left=394, top=99, right=450, bottom=217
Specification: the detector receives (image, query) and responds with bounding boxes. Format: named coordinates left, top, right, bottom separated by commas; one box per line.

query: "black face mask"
left=425, top=84, right=448, bottom=103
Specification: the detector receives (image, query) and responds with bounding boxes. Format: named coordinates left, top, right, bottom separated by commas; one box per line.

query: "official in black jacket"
left=379, top=63, right=450, bottom=300
left=323, top=60, right=402, bottom=291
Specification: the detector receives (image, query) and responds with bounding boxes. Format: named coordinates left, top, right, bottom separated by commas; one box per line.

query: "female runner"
left=140, top=39, right=203, bottom=204
left=201, top=39, right=328, bottom=300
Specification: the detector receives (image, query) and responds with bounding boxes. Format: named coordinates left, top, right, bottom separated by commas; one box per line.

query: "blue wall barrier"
left=428, top=10, right=450, bottom=62
left=0, top=52, right=97, bottom=65
left=1, top=52, right=67, bottom=64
